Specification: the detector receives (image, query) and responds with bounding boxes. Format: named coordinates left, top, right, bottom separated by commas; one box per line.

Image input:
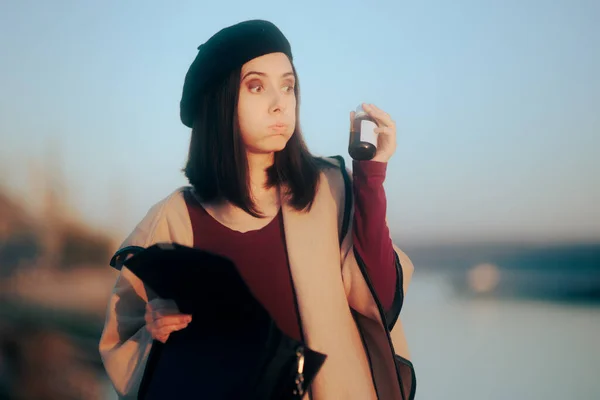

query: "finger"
left=146, top=310, right=191, bottom=334
left=146, top=304, right=176, bottom=326
left=155, top=333, right=169, bottom=343
left=156, top=322, right=189, bottom=337
left=365, top=103, right=390, bottom=120
left=154, top=316, right=192, bottom=331
left=154, top=314, right=192, bottom=329
left=349, top=111, right=356, bottom=130
left=374, top=126, right=395, bottom=136
left=363, top=103, right=394, bottom=128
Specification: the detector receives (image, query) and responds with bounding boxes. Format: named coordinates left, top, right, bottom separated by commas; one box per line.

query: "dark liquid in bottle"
left=348, top=115, right=377, bottom=161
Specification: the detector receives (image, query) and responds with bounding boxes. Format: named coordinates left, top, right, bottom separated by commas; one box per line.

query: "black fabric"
left=250, top=325, right=327, bottom=400
left=122, top=244, right=249, bottom=316
left=109, top=245, right=145, bottom=270
left=331, top=155, right=352, bottom=245
left=180, top=19, right=293, bottom=128
left=123, top=243, right=325, bottom=399
left=385, top=251, right=404, bottom=330
left=395, top=355, right=417, bottom=400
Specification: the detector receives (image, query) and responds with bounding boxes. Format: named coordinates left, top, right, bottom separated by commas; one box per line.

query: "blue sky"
left=1, top=0, right=598, bottom=245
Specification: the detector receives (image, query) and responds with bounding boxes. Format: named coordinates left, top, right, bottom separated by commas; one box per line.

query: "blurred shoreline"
left=403, top=241, right=600, bottom=304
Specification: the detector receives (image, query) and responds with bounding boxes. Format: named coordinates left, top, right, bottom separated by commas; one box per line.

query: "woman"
left=99, top=19, right=416, bottom=400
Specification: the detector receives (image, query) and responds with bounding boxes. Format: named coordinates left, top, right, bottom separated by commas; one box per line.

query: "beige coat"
left=99, top=158, right=416, bottom=399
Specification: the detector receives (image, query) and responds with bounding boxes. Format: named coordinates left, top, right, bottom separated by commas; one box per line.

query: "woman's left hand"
left=350, top=103, right=397, bottom=163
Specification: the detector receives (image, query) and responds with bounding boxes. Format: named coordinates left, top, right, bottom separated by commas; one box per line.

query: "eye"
left=282, top=80, right=296, bottom=93
left=246, top=79, right=264, bottom=93
left=249, top=84, right=264, bottom=93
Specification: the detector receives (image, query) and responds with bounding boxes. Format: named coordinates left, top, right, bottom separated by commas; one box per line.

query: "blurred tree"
left=0, top=191, right=41, bottom=277
left=58, top=224, right=113, bottom=269
left=0, top=233, right=40, bottom=278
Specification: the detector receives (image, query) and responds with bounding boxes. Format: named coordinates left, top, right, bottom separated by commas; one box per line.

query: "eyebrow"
left=241, top=71, right=295, bottom=81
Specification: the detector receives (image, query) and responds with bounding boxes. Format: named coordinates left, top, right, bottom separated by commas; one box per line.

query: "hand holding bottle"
left=349, top=103, right=397, bottom=163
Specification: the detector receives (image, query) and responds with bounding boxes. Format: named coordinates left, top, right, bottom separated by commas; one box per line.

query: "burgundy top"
left=185, top=160, right=397, bottom=341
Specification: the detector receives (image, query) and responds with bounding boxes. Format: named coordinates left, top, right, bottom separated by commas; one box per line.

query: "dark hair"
left=183, top=63, right=323, bottom=218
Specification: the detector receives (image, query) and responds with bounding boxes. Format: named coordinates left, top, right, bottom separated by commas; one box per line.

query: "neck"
left=204, top=151, right=279, bottom=219
left=247, top=151, right=274, bottom=192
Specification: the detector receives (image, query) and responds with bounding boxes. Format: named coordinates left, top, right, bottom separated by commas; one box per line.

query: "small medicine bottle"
left=348, top=104, right=378, bottom=161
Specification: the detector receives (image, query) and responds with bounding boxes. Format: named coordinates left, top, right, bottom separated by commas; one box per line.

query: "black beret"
left=180, top=19, right=293, bottom=128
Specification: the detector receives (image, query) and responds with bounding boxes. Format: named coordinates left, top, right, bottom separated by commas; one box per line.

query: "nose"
left=269, top=90, right=285, bottom=114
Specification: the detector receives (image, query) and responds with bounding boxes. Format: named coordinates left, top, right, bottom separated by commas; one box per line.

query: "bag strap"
left=330, top=155, right=352, bottom=246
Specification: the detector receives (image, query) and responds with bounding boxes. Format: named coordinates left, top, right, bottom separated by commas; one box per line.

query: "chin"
left=258, top=134, right=290, bottom=153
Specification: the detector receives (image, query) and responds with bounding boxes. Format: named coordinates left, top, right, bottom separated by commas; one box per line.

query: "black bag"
left=123, top=243, right=326, bottom=399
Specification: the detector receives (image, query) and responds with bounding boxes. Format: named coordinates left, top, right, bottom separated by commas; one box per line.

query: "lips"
left=268, top=123, right=289, bottom=133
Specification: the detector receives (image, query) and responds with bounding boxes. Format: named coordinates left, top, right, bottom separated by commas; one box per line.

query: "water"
left=103, top=272, right=600, bottom=399
left=402, top=272, right=600, bottom=400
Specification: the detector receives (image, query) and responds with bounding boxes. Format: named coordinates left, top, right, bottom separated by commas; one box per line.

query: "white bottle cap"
left=355, top=104, right=367, bottom=117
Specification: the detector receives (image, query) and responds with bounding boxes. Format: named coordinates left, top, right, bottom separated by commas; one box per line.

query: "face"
left=237, top=52, right=297, bottom=155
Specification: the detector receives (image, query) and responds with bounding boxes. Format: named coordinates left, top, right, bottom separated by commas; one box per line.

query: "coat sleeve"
left=99, top=265, right=155, bottom=398
left=98, top=202, right=166, bottom=399
left=351, top=159, right=399, bottom=313
left=328, top=157, right=414, bottom=326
